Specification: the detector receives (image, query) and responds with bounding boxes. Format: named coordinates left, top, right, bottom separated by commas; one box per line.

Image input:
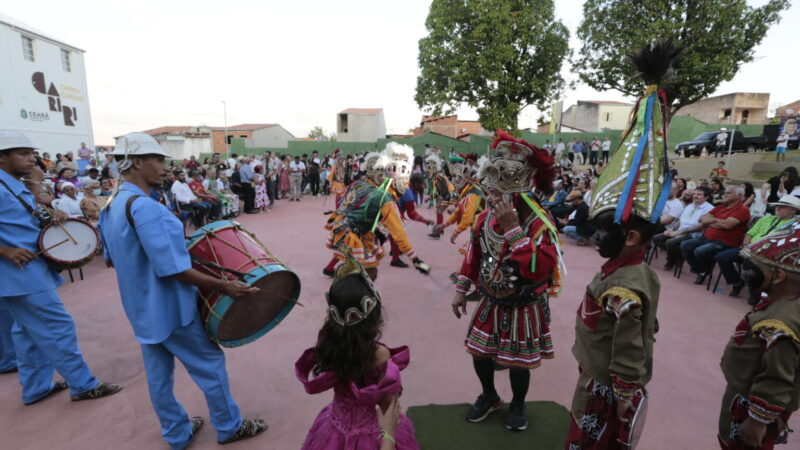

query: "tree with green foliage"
left=576, top=0, right=791, bottom=114
left=308, top=126, right=336, bottom=141
left=415, top=0, right=570, bottom=133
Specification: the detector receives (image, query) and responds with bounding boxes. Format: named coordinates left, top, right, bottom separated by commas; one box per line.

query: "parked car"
left=675, top=130, right=767, bottom=157
left=763, top=123, right=800, bottom=151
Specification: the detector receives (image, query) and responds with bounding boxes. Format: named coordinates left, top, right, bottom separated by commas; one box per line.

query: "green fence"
left=198, top=117, right=768, bottom=162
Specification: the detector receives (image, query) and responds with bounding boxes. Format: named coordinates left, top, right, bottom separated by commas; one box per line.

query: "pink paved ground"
left=1, top=196, right=795, bottom=450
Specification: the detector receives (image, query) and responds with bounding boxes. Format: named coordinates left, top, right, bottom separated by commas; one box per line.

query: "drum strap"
left=124, top=195, right=143, bottom=228
left=0, top=178, right=38, bottom=216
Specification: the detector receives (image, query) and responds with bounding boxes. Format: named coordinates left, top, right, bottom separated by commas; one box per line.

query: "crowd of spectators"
left=546, top=157, right=800, bottom=305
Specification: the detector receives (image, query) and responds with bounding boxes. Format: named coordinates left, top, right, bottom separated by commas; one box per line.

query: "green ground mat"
left=406, top=401, right=570, bottom=450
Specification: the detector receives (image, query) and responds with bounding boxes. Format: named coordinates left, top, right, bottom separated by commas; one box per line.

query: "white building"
left=0, top=13, right=94, bottom=156
left=337, top=108, right=386, bottom=142
left=562, top=101, right=633, bottom=132
left=143, top=126, right=212, bottom=160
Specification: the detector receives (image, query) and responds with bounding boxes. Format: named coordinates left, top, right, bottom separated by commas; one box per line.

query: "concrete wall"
left=597, top=104, right=633, bottom=131
left=211, top=129, right=253, bottom=153
left=671, top=153, right=770, bottom=183
left=562, top=102, right=632, bottom=132
left=338, top=111, right=386, bottom=142
left=154, top=135, right=211, bottom=160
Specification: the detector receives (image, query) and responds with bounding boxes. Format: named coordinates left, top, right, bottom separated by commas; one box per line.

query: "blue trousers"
left=0, top=290, right=99, bottom=404
left=0, top=302, right=17, bottom=372
left=563, top=225, right=591, bottom=241
left=680, top=237, right=731, bottom=274
left=715, top=247, right=743, bottom=284
left=140, top=318, right=241, bottom=449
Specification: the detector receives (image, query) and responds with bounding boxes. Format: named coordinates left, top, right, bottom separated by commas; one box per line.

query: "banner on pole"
left=549, top=101, right=563, bottom=135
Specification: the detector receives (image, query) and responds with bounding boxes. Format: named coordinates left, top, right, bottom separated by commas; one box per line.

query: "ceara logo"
left=31, top=72, right=78, bottom=127
left=20, top=109, right=28, bottom=119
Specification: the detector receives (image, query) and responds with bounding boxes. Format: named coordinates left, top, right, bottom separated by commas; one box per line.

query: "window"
left=21, top=36, right=34, bottom=61
left=338, top=113, right=348, bottom=133
left=604, top=112, right=612, bottom=122
left=61, top=49, right=71, bottom=72
left=721, top=108, right=732, bottom=121
left=226, top=135, right=233, bottom=144
left=741, top=110, right=750, bottom=125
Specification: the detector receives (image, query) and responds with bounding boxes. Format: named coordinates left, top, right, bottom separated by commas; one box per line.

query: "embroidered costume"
left=717, top=222, right=800, bottom=450
left=438, top=154, right=485, bottom=249
left=328, top=148, right=347, bottom=202
left=454, top=130, right=562, bottom=431
left=565, top=41, right=678, bottom=449
left=325, top=144, right=429, bottom=275
left=424, top=153, right=457, bottom=239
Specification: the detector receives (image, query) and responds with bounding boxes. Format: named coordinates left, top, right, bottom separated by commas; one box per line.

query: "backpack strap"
left=125, top=195, right=143, bottom=228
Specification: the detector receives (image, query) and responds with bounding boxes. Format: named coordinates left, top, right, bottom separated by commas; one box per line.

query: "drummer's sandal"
left=25, top=380, right=68, bottom=405
left=183, top=416, right=204, bottom=448
left=71, top=381, right=122, bottom=401
left=218, top=417, right=268, bottom=444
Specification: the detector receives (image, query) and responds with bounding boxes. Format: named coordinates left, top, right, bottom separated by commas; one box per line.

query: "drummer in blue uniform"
left=98, top=132, right=267, bottom=449
left=0, top=130, right=121, bottom=404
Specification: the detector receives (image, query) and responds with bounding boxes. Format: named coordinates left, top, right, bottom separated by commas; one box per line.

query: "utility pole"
left=222, top=100, right=229, bottom=155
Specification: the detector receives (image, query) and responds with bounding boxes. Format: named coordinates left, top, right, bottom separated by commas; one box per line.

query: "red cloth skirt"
left=464, top=296, right=553, bottom=369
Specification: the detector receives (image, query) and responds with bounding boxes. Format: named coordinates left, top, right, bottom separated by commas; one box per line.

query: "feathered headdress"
left=480, top=129, right=556, bottom=195
left=590, top=39, right=683, bottom=223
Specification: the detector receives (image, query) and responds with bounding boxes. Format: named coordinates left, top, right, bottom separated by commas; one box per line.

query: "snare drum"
left=38, top=219, right=99, bottom=270
left=186, top=220, right=300, bottom=348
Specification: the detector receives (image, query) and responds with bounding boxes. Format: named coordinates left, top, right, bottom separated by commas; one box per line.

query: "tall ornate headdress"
left=326, top=248, right=382, bottom=327
left=424, top=153, right=442, bottom=173
left=378, top=143, right=414, bottom=194
left=479, top=129, right=556, bottom=195
left=590, top=40, right=682, bottom=223
left=364, top=151, right=384, bottom=182
left=741, top=222, right=800, bottom=274
left=448, top=153, right=480, bottom=189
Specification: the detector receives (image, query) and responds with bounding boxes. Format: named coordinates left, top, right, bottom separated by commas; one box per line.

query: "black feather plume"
left=627, top=38, right=683, bottom=86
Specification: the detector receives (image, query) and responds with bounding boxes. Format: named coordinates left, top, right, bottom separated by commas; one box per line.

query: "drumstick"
left=36, top=238, right=69, bottom=256
left=57, top=222, right=78, bottom=244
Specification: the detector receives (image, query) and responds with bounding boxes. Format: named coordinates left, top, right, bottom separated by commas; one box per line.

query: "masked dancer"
left=425, top=153, right=457, bottom=240
left=451, top=131, right=563, bottom=431
left=565, top=41, right=680, bottom=449
left=323, top=144, right=430, bottom=280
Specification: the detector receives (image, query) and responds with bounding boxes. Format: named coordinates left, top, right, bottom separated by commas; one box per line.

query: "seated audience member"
left=652, top=187, right=713, bottom=270
left=55, top=167, right=83, bottom=197
left=170, top=170, right=211, bottom=227
left=659, top=184, right=685, bottom=231
left=709, top=161, right=728, bottom=179
left=188, top=170, right=221, bottom=220
left=217, top=171, right=240, bottom=216
left=81, top=168, right=101, bottom=186
left=680, top=186, right=750, bottom=285
left=559, top=190, right=594, bottom=246
left=542, top=180, right=568, bottom=211
left=80, top=180, right=106, bottom=222
left=56, top=182, right=84, bottom=218
left=716, top=195, right=800, bottom=299
left=709, top=177, right=726, bottom=205
left=99, top=178, right=114, bottom=196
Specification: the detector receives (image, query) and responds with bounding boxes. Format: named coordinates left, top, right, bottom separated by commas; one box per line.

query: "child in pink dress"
left=295, top=258, right=419, bottom=450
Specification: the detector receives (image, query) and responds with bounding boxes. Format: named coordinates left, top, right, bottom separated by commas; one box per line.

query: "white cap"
left=0, top=130, right=37, bottom=151
left=111, top=132, right=169, bottom=171
left=111, top=132, right=169, bottom=157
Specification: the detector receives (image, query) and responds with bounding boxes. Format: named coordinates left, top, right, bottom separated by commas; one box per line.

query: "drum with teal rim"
left=186, top=220, right=300, bottom=347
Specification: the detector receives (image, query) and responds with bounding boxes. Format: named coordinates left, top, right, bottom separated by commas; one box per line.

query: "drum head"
left=216, top=271, right=299, bottom=341
left=41, top=219, right=98, bottom=266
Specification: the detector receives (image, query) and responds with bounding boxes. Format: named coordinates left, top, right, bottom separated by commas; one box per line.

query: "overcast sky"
left=4, top=0, right=798, bottom=144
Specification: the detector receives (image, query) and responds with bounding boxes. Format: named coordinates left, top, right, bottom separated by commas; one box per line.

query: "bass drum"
left=186, top=220, right=300, bottom=348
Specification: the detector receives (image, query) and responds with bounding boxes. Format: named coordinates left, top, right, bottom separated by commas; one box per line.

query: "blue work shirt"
left=0, top=169, right=62, bottom=296
left=239, top=164, right=254, bottom=183
left=98, top=183, right=197, bottom=344
left=397, top=187, right=415, bottom=215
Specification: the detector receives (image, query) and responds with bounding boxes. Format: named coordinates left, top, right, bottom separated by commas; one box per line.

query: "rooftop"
left=340, top=108, right=383, bottom=115
left=0, top=12, right=84, bottom=52
left=580, top=100, right=633, bottom=106
left=212, top=124, right=277, bottom=131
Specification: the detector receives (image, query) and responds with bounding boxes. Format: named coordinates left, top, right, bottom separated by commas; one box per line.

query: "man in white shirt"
left=652, top=186, right=714, bottom=270
left=601, top=137, right=611, bottom=163
left=714, top=131, right=728, bottom=157
left=775, top=130, right=789, bottom=163
left=170, top=170, right=211, bottom=226
left=554, top=139, right=565, bottom=160
left=288, top=156, right=305, bottom=201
